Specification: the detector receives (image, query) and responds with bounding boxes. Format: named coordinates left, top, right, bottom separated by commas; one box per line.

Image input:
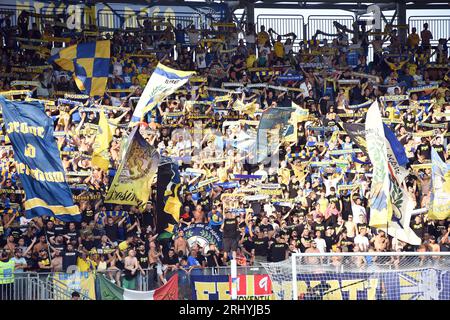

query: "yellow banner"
left=259, top=189, right=283, bottom=195
left=411, top=164, right=432, bottom=170
left=0, top=90, right=31, bottom=96
left=52, top=272, right=96, bottom=300
left=412, top=130, right=436, bottom=138
left=106, top=88, right=134, bottom=93
left=91, top=110, right=112, bottom=171
left=105, top=127, right=160, bottom=209
left=43, top=36, right=71, bottom=43
left=190, top=77, right=208, bottom=83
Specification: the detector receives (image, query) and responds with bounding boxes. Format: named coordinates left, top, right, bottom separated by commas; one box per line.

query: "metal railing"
left=0, top=272, right=91, bottom=300
left=0, top=4, right=35, bottom=27
left=409, top=16, right=450, bottom=41
left=257, top=14, right=305, bottom=39
left=97, top=9, right=207, bottom=32
left=307, top=15, right=355, bottom=40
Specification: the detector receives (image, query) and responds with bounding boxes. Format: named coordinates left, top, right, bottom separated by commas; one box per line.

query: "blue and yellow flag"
left=0, top=96, right=80, bottom=222
left=430, top=148, right=450, bottom=220
left=48, top=40, right=110, bottom=97
left=130, top=63, right=195, bottom=127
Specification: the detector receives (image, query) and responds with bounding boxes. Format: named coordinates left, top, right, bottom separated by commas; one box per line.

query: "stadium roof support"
left=397, top=0, right=407, bottom=44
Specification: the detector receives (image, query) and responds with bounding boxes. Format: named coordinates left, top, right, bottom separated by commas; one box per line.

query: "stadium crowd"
left=0, top=11, right=450, bottom=290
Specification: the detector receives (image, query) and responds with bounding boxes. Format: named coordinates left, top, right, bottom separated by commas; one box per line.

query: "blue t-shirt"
left=187, top=256, right=202, bottom=275
left=174, top=29, right=185, bottom=44
left=346, top=51, right=359, bottom=69
left=122, top=72, right=135, bottom=89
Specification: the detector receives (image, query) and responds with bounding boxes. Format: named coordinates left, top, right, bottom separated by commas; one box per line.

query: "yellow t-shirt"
left=278, top=167, right=290, bottom=185
left=318, top=198, right=329, bottom=211
left=407, top=63, right=417, bottom=76
left=77, top=258, right=95, bottom=272
left=407, top=34, right=420, bottom=48
left=274, top=42, right=284, bottom=58
left=218, top=167, right=228, bottom=182
left=118, top=241, right=129, bottom=252
left=257, top=31, right=269, bottom=46
left=386, top=106, right=396, bottom=120
left=246, top=54, right=256, bottom=68
left=137, top=73, right=150, bottom=87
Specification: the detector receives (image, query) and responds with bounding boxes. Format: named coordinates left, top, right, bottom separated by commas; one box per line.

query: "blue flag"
left=382, top=123, right=409, bottom=167
left=0, top=96, right=80, bottom=222
left=48, top=40, right=110, bottom=97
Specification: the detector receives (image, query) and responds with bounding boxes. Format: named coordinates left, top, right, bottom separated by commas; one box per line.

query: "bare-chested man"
left=305, top=240, right=320, bottom=264
left=372, top=230, right=389, bottom=252
left=174, top=229, right=189, bottom=256
left=124, top=249, right=144, bottom=290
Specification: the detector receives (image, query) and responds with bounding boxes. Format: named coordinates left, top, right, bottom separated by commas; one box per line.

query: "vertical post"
left=397, top=0, right=407, bottom=45
left=303, top=20, right=307, bottom=43
left=230, top=259, right=238, bottom=300
left=291, top=255, right=298, bottom=300
left=247, top=1, right=255, bottom=25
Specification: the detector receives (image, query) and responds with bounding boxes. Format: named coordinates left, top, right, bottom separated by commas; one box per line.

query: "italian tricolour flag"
left=96, top=273, right=178, bottom=300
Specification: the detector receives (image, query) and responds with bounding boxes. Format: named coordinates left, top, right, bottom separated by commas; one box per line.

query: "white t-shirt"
left=386, top=86, right=400, bottom=95
left=113, top=61, right=123, bottom=76
left=254, top=169, right=268, bottom=181
left=10, top=257, right=27, bottom=273
left=187, top=30, right=200, bottom=46
left=354, top=235, right=369, bottom=251
left=259, top=46, right=270, bottom=58
left=245, top=33, right=255, bottom=45
left=323, top=178, right=340, bottom=196
left=20, top=216, right=32, bottom=226
left=284, top=43, right=293, bottom=54
left=263, top=203, right=275, bottom=216
left=110, top=96, right=122, bottom=107
left=314, top=238, right=327, bottom=253
left=300, top=82, right=312, bottom=97
left=351, top=204, right=367, bottom=224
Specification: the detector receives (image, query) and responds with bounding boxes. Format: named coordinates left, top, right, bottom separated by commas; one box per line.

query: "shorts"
left=223, top=238, right=238, bottom=252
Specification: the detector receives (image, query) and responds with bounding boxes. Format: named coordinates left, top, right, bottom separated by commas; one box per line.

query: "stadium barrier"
left=0, top=272, right=91, bottom=300
left=3, top=256, right=450, bottom=301
left=261, top=252, right=450, bottom=300
left=0, top=266, right=265, bottom=300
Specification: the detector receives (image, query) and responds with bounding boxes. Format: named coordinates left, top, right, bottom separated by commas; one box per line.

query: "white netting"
left=261, top=252, right=450, bottom=300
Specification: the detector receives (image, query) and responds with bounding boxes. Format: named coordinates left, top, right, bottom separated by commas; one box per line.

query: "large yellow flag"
left=91, top=110, right=112, bottom=171
left=105, top=127, right=160, bottom=209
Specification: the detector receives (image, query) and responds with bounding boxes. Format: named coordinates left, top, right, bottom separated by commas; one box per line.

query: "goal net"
left=261, top=252, right=450, bottom=300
